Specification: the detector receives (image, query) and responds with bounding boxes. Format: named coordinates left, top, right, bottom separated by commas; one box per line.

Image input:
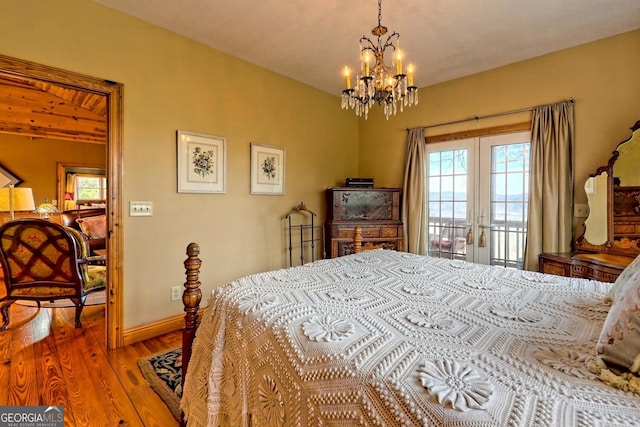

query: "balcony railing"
left=428, top=217, right=526, bottom=268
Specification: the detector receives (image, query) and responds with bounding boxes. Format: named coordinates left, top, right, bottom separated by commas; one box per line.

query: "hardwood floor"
left=0, top=303, right=181, bottom=426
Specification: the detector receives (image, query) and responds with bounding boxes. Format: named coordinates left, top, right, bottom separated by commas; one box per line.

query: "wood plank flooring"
left=0, top=303, right=181, bottom=426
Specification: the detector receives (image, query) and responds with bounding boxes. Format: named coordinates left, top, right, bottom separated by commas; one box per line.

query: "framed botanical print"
left=0, top=163, right=22, bottom=187
left=177, top=130, right=226, bottom=193
left=250, top=143, right=285, bottom=195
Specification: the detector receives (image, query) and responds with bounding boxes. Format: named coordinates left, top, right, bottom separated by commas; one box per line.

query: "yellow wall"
left=0, top=134, right=106, bottom=206
left=2, top=0, right=639, bottom=329
left=1, top=0, right=358, bottom=328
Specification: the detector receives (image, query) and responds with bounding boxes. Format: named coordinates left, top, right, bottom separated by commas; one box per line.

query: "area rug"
left=137, top=347, right=182, bottom=421
left=15, top=289, right=106, bottom=308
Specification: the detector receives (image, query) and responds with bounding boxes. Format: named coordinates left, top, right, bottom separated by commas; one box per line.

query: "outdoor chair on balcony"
left=430, top=221, right=467, bottom=256
left=0, top=218, right=106, bottom=331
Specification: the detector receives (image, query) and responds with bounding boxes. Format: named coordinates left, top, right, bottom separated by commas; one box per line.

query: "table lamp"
left=64, top=192, right=74, bottom=210
left=33, top=198, right=60, bottom=220
left=0, top=185, right=36, bottom=220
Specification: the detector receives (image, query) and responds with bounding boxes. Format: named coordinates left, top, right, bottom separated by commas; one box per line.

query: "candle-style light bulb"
left=407, top=63, right=414, bottom=86
left=363, top=51, right=370, bottom=77
left=344, top=67, right=351, bottom=89
left=396, top=50, right=403, bottom=75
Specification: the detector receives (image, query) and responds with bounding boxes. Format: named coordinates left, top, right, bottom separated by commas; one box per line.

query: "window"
left=75, top=174, right=107, bottom=203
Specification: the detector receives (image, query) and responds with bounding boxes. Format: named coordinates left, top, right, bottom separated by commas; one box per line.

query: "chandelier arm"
left=382, top=33, right=399, bottom=51
left=360, top=36, right=377, bottom=50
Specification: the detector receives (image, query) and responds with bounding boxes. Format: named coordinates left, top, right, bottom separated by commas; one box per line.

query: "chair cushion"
left=76, top=215, right=107, bottom=239
left=11, top=286, right=77, bottom=297
left=86, top=265, right=106, bottom=291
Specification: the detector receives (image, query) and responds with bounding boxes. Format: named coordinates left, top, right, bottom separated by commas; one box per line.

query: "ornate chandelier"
left=341, top=0, right=418, bottom=120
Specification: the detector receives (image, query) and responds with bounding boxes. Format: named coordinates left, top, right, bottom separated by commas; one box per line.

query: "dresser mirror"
left=577, top=121, right=640, bottom=256
left=583, top=171, right=608, bottom=245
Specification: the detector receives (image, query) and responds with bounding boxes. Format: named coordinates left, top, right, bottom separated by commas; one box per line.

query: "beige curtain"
left=523, top=101, right=575, bottom=270
left=65, top=173, right=76, bottom=210
left=402, top=128, right=428, bottom=254
left=66, top=173, right=76, bottom=193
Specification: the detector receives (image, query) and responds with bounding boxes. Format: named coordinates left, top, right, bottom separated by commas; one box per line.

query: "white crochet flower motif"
left=450, top=260, right=475, bottom=270
left=344, top=269, right=376, bottom=280
left=238, top=292, right=278, bottom=314
left=403, top=282, right=437, bottom=297
left=302, top=315, right=355, bottom=342
left=490, top=303, right=542, bottom=323
left=400, top=264, right=431, bottom=274
left=211, top=355, right=237, bottom=396
left=407, top=310, right=454, bottom=330
left=463, top=275, right=498, bottom=290
left=534, top=347, right=596, bottom=379
left=327, top=287, right=368, bottom=303
left=418, top=359, right=494, bottom=411
left=257, top=375, right=285, bottom=426
left=272, top=271, right=304, bottom=283
left=521, top=271, right=556, bottom=283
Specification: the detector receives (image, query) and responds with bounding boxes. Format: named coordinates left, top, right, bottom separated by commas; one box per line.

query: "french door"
left=426, top=131, right=530, bottom=267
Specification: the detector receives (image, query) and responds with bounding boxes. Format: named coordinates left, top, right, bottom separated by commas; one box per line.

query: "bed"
left=178, top=238, right=640, bottom=426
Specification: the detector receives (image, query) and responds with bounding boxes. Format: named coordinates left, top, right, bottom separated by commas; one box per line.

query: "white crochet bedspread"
left=182, top=249, right=640, bottom=426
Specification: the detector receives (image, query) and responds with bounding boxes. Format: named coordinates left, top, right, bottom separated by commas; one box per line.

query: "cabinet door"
left=329, top=189, right=399, bottom=221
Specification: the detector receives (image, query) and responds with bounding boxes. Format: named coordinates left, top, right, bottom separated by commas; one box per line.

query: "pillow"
left=604, top=254, right=640, bottom=303
left=76, top=215, right=107, bottom=239
left=597, top=255, right=640, bottom=372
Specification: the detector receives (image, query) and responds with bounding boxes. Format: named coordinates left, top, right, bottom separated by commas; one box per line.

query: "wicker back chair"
left=0, top=218, right=106, bottom=330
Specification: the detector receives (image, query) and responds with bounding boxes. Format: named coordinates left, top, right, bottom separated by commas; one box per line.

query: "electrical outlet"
left=575, top=203, right=589, bottom=218
left=171, top=286, right=181, bottom=301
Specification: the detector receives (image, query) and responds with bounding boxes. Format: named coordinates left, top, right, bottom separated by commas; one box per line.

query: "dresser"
left=538, top=252, right=633, bottom=283
left=325, top=187, right=403, bottom=258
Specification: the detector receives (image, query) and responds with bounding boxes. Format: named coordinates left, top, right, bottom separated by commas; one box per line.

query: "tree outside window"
left=76, top=175, right=106, bottom=203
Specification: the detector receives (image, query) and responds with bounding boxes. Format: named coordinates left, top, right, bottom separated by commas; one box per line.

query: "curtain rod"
left=406, top=97, right=575, bottom=131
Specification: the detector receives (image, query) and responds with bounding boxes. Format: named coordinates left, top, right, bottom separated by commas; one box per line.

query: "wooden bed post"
left=181, top=242, right=202, bottom=426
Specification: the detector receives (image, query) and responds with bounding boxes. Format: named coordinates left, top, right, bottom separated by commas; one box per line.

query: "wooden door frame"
left=0, top=54, right=124, bottom=349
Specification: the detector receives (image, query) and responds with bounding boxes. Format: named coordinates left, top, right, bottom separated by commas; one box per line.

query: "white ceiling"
left=92, top=0, right=640, bottom=96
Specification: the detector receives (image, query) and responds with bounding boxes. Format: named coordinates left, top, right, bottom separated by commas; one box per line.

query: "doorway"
left=0, top=54, right=123, bottom=349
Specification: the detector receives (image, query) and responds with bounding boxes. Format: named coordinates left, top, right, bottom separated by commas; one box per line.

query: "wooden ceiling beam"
left=0, top=126, right=106, bottom=144
left=0, top=74, right=107, bottom=144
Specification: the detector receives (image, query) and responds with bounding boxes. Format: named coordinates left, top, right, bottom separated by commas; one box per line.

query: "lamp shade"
left=33, top=200, right=60, bottom=220
left=0, top=187, right=36, bottom=212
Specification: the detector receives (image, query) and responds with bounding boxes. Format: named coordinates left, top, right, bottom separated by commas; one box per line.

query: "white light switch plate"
left=130, top=201, right=153, bottom=216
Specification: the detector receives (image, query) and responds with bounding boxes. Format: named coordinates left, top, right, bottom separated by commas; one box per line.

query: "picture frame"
left=250, top=143, right=285, bottom=195
left=0, top=163, right=23, bottom=187
left=177, top=130, right=226, bottom=194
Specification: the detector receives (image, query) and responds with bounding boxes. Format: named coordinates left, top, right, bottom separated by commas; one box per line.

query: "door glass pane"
left=489, top=142, right=529, bottom=268
left=427, top=149, right=468, bottom=260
